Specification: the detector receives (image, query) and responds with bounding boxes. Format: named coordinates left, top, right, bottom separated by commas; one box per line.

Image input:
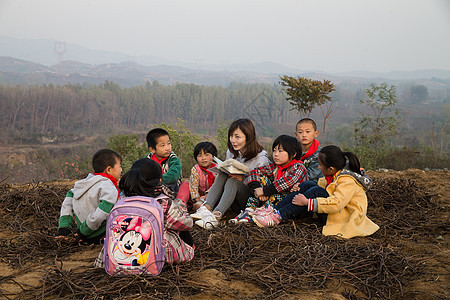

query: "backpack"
left=103, top=195, right=166, bottom=276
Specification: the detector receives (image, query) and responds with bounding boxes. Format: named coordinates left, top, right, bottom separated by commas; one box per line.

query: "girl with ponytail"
left=119, top=159, right=195, bottom=263
left=251, top=145, right=379, bottom=239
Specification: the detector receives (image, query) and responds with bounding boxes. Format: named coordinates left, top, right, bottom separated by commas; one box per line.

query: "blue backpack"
left=103, top=195, right=166, bottom=276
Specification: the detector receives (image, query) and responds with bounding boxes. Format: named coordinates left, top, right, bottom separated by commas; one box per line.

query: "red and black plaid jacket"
left=247, top=161, right=307, bottom=196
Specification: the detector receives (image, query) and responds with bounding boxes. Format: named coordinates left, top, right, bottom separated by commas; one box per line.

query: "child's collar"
left=300, top=139, right=319, bottom=161
left=93, top=172, right=119, bottom=196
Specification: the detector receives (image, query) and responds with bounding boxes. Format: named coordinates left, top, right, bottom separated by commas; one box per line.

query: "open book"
left=208, top=157, right=250, bottom=175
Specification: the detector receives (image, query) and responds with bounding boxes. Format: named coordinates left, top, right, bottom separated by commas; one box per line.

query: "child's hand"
left=55, top=227, right=72, bottom=240
left=290, top=183, right=300, bottom=192
left=292, top=193, right=308, bottom=206
left=55, top=235, right=73, bottom=241
left=229, top=174, right=244, bottom=182
left=75, top=230, right=90, bottom=244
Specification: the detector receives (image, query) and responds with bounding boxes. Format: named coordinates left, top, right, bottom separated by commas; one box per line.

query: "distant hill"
left=0, top=56, right=290, bottom=87
left=0, top=56, right=48, bottom=72
left=336, top=70, right=450, bottom=80
left=1, top=36, right=450, bottom=82
left=1, top=56, right=450, bottom=88
left=1, top=36, right=450, bottom=87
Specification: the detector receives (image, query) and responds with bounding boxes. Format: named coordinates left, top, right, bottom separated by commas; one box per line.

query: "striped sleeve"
left=307, top=198, right=318, bottom=212
left=58, top=190, right=74, bottom=230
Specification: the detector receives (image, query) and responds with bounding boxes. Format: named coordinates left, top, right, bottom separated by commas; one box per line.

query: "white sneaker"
left=190, top=205, right=212, bottom=219
left=195, top=214, right=218, bottom=229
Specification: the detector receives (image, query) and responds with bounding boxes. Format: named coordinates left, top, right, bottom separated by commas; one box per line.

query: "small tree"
left=108, top=118, right=202, bottom=176
left=354, top=83, right=400, bottom=170
left=279, top=76, right=335, bottom=139
left=156, top=118, right=201, bottom=177
left=215, top=121, right=230, bottom=160
left=107, top=134, right=148, bottom=172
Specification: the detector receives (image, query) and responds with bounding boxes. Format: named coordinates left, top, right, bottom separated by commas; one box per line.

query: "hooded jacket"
left=312, top=169, right=379, bottom=239
left=58, top=173, right=119, bottom=239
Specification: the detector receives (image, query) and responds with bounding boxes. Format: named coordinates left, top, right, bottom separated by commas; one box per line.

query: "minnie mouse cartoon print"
left=111, top=216, right=152, bottom=266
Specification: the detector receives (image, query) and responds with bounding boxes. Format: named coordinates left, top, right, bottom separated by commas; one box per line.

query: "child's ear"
left=104, top=166, right=112, bottom=175
left=314, top=130, right=319, bottom=138
left=149, top=146, right=156, bottom=153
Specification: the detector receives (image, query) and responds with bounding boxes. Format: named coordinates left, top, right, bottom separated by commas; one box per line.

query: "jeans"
left=204, top=172, right=250, bottom=214
left=274, top=180, right=329, bottom=222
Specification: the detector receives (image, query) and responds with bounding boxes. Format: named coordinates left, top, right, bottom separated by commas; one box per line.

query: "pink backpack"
left=103, top=195, right=166, bottom=276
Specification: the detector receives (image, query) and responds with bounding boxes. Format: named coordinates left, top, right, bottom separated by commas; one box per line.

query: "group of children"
left=57, top=117, right=379, bottom=267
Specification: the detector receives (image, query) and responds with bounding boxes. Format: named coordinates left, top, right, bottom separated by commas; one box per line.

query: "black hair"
left=272, top=135, right=302, bottom=160
left=193, top=141, right=218, bottom=159
left=227, top=118, right=264, bottom=161
left=296, top=118, right=317, bottom=131
left=318, top=145, right=361, bottom=174
left=146, top=128, right=170, bottom=149
left=119, top=158, right=163, bottom=197
left=92, top=149, right=122, bottom=173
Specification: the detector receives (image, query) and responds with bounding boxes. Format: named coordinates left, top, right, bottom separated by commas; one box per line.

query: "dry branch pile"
left=0, top=176, right=447, bottom=299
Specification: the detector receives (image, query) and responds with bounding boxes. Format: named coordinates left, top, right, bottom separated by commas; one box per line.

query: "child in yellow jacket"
left=251, top=145, right=379, bottom=239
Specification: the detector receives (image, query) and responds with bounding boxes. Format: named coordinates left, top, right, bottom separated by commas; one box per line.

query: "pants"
left=204, top=172, right=250, bottom=214
left=275, top=180, right=329, bottom=222
left=176, top=181, right=190, bottom=205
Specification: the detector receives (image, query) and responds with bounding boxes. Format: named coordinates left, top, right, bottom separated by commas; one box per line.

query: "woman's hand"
left=292, top=193, right=308, bottom=206
left=229, top=174, right=244, bottom=181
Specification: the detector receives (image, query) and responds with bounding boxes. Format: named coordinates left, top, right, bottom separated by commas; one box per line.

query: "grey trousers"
left=205, top=172, right=250, bottom=215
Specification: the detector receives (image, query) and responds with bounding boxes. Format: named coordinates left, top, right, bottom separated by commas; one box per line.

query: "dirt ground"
left=0, top=169, right=448, bottom=299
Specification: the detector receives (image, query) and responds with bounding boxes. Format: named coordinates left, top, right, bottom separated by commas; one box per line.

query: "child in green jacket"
left=146, top=128, right=182, bottom=194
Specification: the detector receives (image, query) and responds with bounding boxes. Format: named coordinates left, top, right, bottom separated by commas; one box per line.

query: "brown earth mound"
left=0, top=170, right=448, bottom=299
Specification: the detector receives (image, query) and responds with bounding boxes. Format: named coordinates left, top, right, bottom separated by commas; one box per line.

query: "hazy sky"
left=1, top=0, right=449, bottom=73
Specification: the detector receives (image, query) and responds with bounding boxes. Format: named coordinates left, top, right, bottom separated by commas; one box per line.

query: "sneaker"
left=249, top=205, right=274, bottom=217
left=229, top=208, right=255, bottom=223
left=252, top=209, right=280, bottom=227
left=195, top=213, right=219, bottom=229
left=190, top=205, right=212, bottom=220
left=193, top=199, right=205, bottom=211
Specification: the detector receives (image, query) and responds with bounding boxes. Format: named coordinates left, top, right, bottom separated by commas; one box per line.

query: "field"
left=0, top=170, right=448, bottom=299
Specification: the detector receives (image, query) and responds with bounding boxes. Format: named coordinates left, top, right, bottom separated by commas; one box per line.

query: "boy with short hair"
left=57, top=149, right=122, bottom=244
left=295, top=118, right=323, bottom=182
left=146, top=128, right=182, bottom=194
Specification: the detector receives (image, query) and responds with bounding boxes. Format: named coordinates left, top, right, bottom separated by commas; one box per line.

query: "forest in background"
left=0, top=78, right=449, bottom=184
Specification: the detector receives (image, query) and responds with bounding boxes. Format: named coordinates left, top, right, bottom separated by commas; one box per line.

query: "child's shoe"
left=193, top=199, right=205, bottom=211
left=190, top=205, right=211, bottom=220
left=252, top=208, right=280, bottom=227
left=195, top=212, right=219, bottom=229
left=229, top=208, right=254, bottom=223
left=249, top=205, right=275, bottom=217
